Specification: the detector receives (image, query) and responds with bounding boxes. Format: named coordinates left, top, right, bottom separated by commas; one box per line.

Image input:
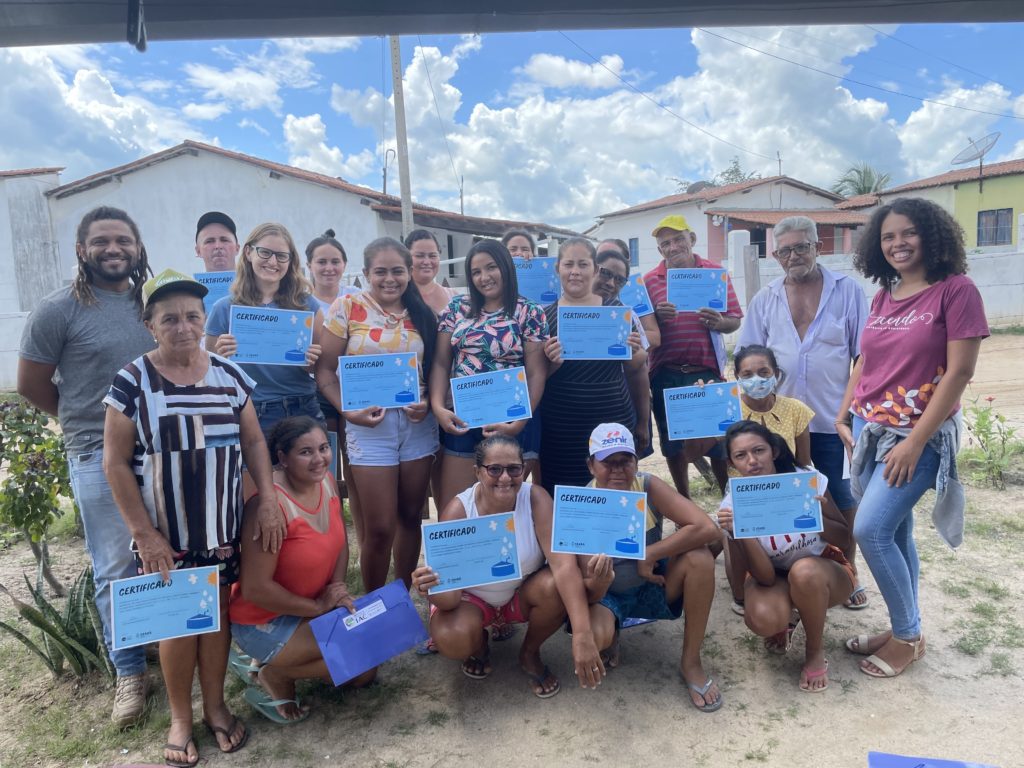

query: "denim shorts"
left=254, top=394, right=325, bottom=439
left=809, top=431, right=856, bottom=510
left=442, top=419, right=537, bottom=460
left=600, top=581, right=682, bottom=626
left=346, top=409, right=439, bottom=466
left=232, top=614, right=302, bottom=664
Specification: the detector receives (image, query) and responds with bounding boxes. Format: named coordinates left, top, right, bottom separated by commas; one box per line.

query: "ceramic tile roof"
left=834, top=193, right=880, bottom=210
left=0, top=167, right=63, bottom=179
left=703, top=208, right=869, bottom=226
left=883, top=158, right=1024, bottom=194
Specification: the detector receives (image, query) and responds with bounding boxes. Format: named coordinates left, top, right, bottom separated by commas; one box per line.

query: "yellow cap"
left=651, top=214, right=691, bottom=237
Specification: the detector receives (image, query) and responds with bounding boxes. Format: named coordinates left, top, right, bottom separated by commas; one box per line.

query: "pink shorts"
left=430, top=589, right=528, bottom=628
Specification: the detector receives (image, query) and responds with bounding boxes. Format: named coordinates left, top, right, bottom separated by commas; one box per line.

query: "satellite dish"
left=951, top=133, right=1000, bottom=192
left=711, top=215, right=724, bottom=227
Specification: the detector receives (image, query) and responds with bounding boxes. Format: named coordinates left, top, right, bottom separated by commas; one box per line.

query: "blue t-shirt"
left=206, top=295, right=319, bottom=402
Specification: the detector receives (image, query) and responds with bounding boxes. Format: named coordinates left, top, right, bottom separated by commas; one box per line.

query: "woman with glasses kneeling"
left=411, top=435, right=606, bottom=698
left=582, top=423, right=722, bottom=712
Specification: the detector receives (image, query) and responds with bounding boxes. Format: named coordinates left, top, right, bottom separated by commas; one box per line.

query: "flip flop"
left=228, top=647, right=259, bottom=686
left=523, top=665, right=561, bottom=699
left=461, top=632, right=491, bottom=679
left=202, top=715, right=249, bottom=754
left=765, top=617, right=800, bottom=655
left=491, top=620, right=517, bottom=642
left=844, top=585, right=869, bottom=610
left=799, top=660, right=829, bottom=693
left=684, top=675, right=723, bottom=713
left=243, top=686, right=310, bottom=724
left=164, top=735, right=199, bottom=768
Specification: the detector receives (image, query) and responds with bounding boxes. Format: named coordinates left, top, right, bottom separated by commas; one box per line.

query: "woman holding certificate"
left=411, top=435, right=606, bottom=697
left=206, top=222, right=324, bottom=438
left=836, top=198, right=987, bottom=679
left=104, top=270, right=280, bottom=766
left=430, top=239, right=549, bottom=512
left=540, top=237, right=648, bottom=493
left=582, top=424, right=722, bottom=712
left=315, top=237, right=439, bottom=592
left=717, top=421, right=853, bottom=693
left=231, top=416, right=376, bottom=723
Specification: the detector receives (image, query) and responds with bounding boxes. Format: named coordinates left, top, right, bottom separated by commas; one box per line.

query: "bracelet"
left=834, top=418, right=852, bottom=427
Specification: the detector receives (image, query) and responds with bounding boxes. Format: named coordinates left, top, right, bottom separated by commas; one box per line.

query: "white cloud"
left=184, top=61, right=283, bottom=111
left=520, top=53, right=625, bottom=89
left=283, top=113, right=376, bottom=179
left=238, top=117, right=270, bottom=136
left=134, top=78, right=174, bottom=94
left=182, top=102, right=231, bottom=120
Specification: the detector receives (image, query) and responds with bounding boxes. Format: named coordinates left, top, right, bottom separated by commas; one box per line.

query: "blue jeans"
left=851, top=416, right=940, bottom=640
left=67, top=450, right=147, bottom=677
left=809, top=431, right=856, bottom=510
left=254, top=394, right=325, bottom=440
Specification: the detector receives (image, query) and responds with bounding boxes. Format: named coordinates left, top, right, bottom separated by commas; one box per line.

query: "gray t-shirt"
left=19, top=285, right=156, bottom=455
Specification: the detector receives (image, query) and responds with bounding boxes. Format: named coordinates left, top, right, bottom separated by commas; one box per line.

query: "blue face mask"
left=739, top=374, right=777, bottom=399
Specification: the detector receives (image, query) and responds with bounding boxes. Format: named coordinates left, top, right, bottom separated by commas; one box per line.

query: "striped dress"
left=103, top=353, right=255, bottom=552
left=539, top=301, right=636, bottom=494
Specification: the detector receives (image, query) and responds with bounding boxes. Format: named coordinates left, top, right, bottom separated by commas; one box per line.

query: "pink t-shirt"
left=852, top=274, right=988, bottom=428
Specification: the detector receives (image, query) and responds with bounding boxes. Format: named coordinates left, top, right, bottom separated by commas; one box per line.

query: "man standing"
left=737, top=215, right=868, bottom=608
left=194, top=210, right=239, bottom=272
left=644, top=214, right=742, bottom=498
left=18, top=207, right=156, bottom=725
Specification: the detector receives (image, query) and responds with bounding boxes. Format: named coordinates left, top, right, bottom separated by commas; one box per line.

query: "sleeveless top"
left=587, top=472, right=662, bottom=593
left=456, top=481, right=545, bottom=607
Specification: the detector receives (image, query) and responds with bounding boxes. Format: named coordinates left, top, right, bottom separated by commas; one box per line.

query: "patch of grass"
left=785, top=704, right=800, bottom=719
left=970, top=601, right=999, bottom=620
left=953, top=620, right=995, bottom=656
left=1000, top=622, right=1024, bottom=648
left=990, top=324, right=1024, bottom=335
left=389, top=722, right=417, bottom=737
left=984, top=652, right=1016, bottom=677
left=838, top=677, right=858, bottom=695
left=976, top=579, right=1011, bottom=601
left=539, top=727, right=551, bottom=737
left=940, top=579, right=971, bottom=599
left=744, top=739, right=778, bottom=762
left=737, top=633, right=762, bottom=654
left=424, top=709, right=449, bottom=728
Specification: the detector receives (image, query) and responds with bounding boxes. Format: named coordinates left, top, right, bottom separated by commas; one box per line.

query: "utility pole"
left=389, top=35, right=414, bottom=238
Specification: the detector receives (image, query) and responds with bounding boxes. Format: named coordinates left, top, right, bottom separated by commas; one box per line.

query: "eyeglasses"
left=597, top=267, right=628, bottom=287
left=657, top=234, right=690, bottom=252
left=480, top=463, right=525, bottom=478
left=251, top=246, right=292, bottom=264
left=773, top=242, right=815, bottom=260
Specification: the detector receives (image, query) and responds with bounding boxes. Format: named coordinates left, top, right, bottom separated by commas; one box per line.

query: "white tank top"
left=456, top=481, right=545, bottom=607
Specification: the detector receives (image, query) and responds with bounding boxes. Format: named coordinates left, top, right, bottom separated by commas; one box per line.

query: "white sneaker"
left=111, top=672, right=150, bottom=727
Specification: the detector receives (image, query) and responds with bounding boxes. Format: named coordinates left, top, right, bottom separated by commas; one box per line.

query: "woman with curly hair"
left=836, top=198, right=988, bottom=678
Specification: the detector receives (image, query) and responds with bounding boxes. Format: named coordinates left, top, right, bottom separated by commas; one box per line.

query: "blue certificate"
left=550, top=485, right=648, bottom=560
left=617, top=273, right=654, bottom=317
left=228, top=306, right=313, bottom=366
left=194, top=271, right=234, bottom=314
left=339, top=352, right=421, bottom=411
left=868, top=752, right=997, bottom=768
left=514, top=257, right=561, bottom=305
left=663, top=381, right=741, bottom=440
left=729, top=471, right=823, bottom=539
left=423, top=512, right=521, bottom=595
left=110, top=566, right=220, bottom=650
left=666, top=268, right=728, bottom=312
left=557, top=305, right=634, bottom=360
left=451, top=366, right=532, bottom=429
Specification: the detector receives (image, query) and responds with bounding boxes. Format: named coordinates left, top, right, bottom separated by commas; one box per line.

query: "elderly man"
left=644, top=214, right=742, bottom=498
left=195, top=210, right=239, bottom=272
left=737, top=214, right=869, bottom=608
left=18, top=207, right=156, bottom=724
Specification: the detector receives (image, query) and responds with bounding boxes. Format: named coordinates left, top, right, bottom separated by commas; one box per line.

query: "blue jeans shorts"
left=346, top=410, right=439, bottom=466
left=232, top=614, right=303, bottom=664
left=442, top=418, right=538, bottom=460
left=600, top=581, right=683, bottom=627
left=254, top=394, right=325, bottom=440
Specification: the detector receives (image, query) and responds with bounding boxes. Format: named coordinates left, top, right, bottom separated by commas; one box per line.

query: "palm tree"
left=831, top=163, right=891, bottom=196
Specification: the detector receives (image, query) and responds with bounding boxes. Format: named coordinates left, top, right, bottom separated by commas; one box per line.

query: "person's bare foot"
left=519, top=649, right=560, bottom=697
left=257, top=666, right=307, bottom=720
left=799, top=649, right=829, bottom=692
left=680, top=660, right=721, bottom=710
left=202, top=703, right=248, bottom=752
left=860, top=635, right=925, bottom=677
left=600, top=631, right=621, bottom=670
left=164, top=718, right=198, bottom=767
left=845, top=630, right=892, bottom=655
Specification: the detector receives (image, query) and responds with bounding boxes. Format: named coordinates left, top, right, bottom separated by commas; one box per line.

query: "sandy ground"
left=1, top=338, right=1022, bottom=768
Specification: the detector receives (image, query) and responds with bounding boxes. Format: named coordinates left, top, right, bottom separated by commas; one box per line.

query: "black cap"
left=196, top=211, right=237, bottom=241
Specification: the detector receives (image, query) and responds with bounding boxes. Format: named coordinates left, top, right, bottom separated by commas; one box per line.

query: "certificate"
left=194, top=271, right=234, bottom=314
left=666, top=268, right=728, bottom=312
left=617, top=273, right=654, bottom=317
left=663, top=381, right=741, bottom=440
left=868, top=752, right=997, bottom=768
left=110, top=566, right=220, bottom=650
left=339, top=352, right=421, bottom=411
left=451, top=366, right=532, bottom=429
left=729, top=471, right=823, bottom=539
left=514, top=257, right=561, bottom=305
left=557, top=305, right=634, bottom=361
left=550, top=485, right=648, bottom=560
left=423, top=512, right=521, bottom=595
left=228, top=305, right=313, bottom=366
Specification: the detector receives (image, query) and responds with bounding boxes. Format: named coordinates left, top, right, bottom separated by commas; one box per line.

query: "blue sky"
left=2, top=23, right=1022, bottom=230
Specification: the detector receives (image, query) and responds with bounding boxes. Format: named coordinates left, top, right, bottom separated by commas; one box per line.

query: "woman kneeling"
left=718, top=421, right=853, bottom=692
left=412, top=435, right=605, bottom=697
left=230, top=417, right=375, bottom=723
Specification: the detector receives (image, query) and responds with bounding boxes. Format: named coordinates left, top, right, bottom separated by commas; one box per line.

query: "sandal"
left=461, top=634, right=492, bottom=680
left=202, top=715, right=249, bottom=754
left=845, top=631, right=891, bottom=656
left=522, top=665, right=561, bottom=699
left=164, top=735, right=199, bottom=768
left=491, top=618, right=516, bottom=642
left=228, top=647, right=260, bottom=686
left=844, top=585, right=869, bottom=610
left=600, top=630, right=621, bottom=670
left=243, top=686, right=310, bottom=724
left=731, top=599, right=745, bottom=616
left=799, top=660, right=829, bottom=693
left=860, top=635, right=925, bottom=678
left=765, top=615, right=800, bottom=655
left=683, top=675, right=723, bottom=713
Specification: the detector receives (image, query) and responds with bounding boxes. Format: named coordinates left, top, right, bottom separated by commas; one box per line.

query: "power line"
left=557, top=31, right=776, bottom=162
left=698, top=28, right=1022, bottom=121
left=417, top=35, right=462, bottom=201
left=863, top=24, right=1007, bottom=89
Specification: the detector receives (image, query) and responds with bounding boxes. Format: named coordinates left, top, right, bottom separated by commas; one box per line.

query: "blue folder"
left=309, top=580, right=428, bottom=686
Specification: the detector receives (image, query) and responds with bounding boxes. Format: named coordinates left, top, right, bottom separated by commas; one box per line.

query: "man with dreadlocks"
left=18, top=206, right=156, bottom=727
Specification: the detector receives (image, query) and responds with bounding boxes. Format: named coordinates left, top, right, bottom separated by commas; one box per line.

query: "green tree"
left=831, top=163, right=891, bottom=196
left=713, top=156, right=760, bottom=186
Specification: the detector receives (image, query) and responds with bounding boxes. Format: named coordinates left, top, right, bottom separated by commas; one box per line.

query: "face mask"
left=739, top=374, right=777, bottom=399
